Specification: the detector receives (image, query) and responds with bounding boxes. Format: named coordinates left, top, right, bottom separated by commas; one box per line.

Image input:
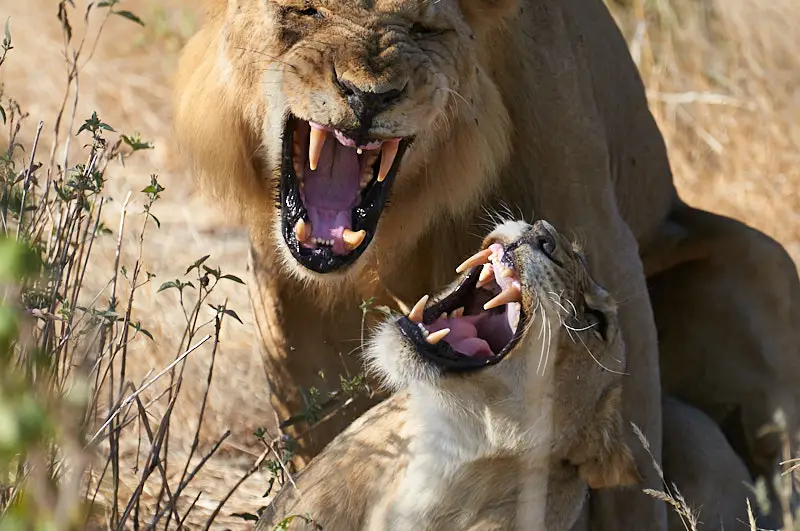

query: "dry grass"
left=608, top=0, right=800, bottom=263
left=0, top=0, right=276, bottom=527
left=0, top=0, right=797, bottom=529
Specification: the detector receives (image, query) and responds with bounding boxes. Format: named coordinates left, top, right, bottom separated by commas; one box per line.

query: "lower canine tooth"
left=342, top=229, right=366, bottom=251
left=408, top=294, right=429, bottom=323
left=377, top=139, right=400, bottom=182
left=294, top=219, right=312, bottom=243
left=426, top=328, right=450, bottom=345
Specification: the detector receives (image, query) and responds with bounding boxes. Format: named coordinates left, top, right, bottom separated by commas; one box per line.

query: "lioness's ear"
left=459, top=0, right=518, bottom=27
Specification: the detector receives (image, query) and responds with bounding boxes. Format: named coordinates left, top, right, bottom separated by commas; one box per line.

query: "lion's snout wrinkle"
left=337, top=77, right=407, bottom=140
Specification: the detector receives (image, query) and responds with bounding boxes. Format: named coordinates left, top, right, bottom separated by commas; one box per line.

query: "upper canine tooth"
left=425, top=328, right=450, bottom=345
left=408, top=294, right=429, bottom=323
left=294, top=219, right=312, bottom=243
left=309, top=128, right=327, bottom=171
left=342, top=229, right=366, bottom=251
left=377, top=139, right=400, bottom=182
left=456, top=249, right=492, bottom=274
left=483, top=285, right=522, bottom=311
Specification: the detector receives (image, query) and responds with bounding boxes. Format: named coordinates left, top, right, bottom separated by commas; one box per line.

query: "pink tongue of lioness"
left=301, top=136, right=361, bottom=255
left=427, top=315, right=494, bottom=358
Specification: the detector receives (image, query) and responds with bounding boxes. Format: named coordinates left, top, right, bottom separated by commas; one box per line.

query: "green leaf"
left=0, top=238, right=42, bottom=282
left=185, top=255, right=210, bottom=274
left=76, top=111, right=115, bottom=136
left=112, top=10, right=145, bottom=26
left=94, top=310, right=119, bottom=319
left=123, top=133, right=153, bottom=152
left=202, top=264, right=220, bottom=279
left=208, top=304, right=244, bottom=325
left=146, top=211, right=161, bottom=229
left=222, top=308, right=243, bottom=325
left=157, top=280, right=180, bottom=293
left=0, top=105, right=6, bottom=125
left=128, top=321, right=153, bottom=341
left=221, top=274, right=245, bottom=285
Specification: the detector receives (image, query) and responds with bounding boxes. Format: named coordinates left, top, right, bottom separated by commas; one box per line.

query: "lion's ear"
left=459, top=0, right=518, bottom=27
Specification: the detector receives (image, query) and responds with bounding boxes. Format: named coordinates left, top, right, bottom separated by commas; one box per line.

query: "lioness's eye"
left=583, top=305, right=608, bottom=341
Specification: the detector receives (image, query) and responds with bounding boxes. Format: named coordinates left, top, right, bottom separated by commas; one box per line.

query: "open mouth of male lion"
left=397, top=242, right=527, bottom=372
left=280, top=116, right=412, bottom=273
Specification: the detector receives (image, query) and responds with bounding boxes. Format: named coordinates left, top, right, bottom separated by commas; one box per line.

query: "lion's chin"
left=279, top=115, right=412, bottom=274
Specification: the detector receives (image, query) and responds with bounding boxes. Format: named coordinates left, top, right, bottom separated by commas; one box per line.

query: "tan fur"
left=172, top=1, right=800, bottom=528
left=254, top=220, right=641, bottom=531
left=661, top=396, right=757, bottom=531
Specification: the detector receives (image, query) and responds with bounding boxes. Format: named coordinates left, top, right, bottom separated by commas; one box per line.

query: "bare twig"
left=86, top=335, right=212, bottom=446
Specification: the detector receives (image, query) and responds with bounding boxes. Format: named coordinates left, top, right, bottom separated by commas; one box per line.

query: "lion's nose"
left=532, top=220, right=558, bottom=259
left=338, top=78, right=405, bottom=125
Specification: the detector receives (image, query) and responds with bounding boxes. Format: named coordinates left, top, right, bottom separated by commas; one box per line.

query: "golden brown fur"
left=172, top=0, right=800, bottom=528
left=254, top=220, right=641, bottom=531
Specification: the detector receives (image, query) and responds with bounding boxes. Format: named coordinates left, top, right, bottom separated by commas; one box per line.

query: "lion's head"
left=175, top=0, right=514, bottom=279
left=366, top=219, right=641, bottom=490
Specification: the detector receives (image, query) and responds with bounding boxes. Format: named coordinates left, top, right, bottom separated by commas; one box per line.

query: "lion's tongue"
left=302, top=137, right=361, bottom=255
left=427, top=316, right=494, bottom=358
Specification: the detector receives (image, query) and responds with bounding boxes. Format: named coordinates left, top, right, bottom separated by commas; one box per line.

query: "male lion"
left=254, top=219, right=643, bottom=531
left=172, top=0, right=800, bottom=529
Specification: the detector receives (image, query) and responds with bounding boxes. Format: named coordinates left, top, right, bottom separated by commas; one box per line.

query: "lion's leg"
left=645, top=205, right=800, bottom=520
left=247, top=245, right=388, bottom=468
left=661, top=395, right=758, bottom=531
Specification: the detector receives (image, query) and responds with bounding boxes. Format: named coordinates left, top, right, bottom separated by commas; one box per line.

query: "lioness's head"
left=366, top=219, right=641, bottom=488
left=197, top=0, right=514, bottom=276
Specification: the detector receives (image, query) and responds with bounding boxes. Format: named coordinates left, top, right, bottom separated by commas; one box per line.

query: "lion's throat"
left=300, top=138, right=361, bottom=255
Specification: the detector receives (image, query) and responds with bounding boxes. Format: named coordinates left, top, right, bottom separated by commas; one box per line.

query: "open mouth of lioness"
left=397, top=243, right=528, bottom=372
left=280, top=117, right=412, bottom=273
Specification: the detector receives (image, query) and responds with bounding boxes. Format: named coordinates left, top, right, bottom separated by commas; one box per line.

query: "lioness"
left=173, top=0, right=800, bottom=528
left=255, top=219, right=643, bottom=531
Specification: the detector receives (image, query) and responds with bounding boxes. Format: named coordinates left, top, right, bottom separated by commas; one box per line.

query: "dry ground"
left=0, top=0, right=797, bottom=528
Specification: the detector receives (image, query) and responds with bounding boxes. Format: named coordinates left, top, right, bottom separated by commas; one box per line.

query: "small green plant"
left=0, top=4, right=258, bottom=529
